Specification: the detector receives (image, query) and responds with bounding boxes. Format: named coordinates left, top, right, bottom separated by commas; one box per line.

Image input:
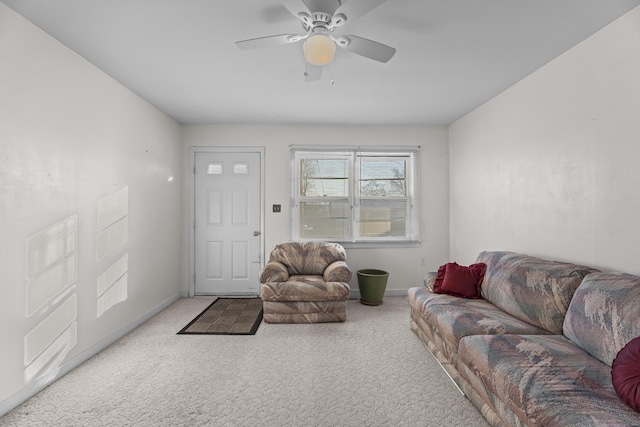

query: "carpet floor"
left=0, top=296, right=489, bottom=426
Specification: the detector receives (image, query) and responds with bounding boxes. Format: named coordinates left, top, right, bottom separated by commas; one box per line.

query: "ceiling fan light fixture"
left=303, top=34, right=336, bottom=66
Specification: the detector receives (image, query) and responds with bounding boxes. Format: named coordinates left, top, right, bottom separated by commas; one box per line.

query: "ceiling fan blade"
left=304, top=63, right=323, bottom=82
left=235, top=34, right=300, bottom=50
left=280, top=0, right=312, bottom=22
left=334, top=0, right=388, bottom=22
left=339, top=35, right=396, bottom=63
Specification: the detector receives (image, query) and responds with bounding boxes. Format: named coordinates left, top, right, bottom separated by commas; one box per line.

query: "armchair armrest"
left=260, top=261, right=289, bottom=283
left=324, top=260, right=352, bottom=283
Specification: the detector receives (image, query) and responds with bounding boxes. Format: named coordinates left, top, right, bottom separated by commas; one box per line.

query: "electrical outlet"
left=420, top=257, right=426, bottom=266
left=272, top=204, right=281, bottom=213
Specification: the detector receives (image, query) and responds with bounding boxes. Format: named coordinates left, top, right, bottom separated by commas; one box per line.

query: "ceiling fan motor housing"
left=302, top=12, right=330, bottom=30
left=301, top=11, right=346, bottom=32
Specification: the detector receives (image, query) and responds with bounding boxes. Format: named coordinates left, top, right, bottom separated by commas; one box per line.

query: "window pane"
left=233, top=163, right=248, bottom=174
left=300, top=178, right=348, bottom=197
left=359, top=199, right=407, bottom=238
left=360, top=180, right=406, bottom=197
left=299, top=201, right=349, bottom=239
left=300, top=159, right=348, bottom=178
left=360, top=158, right=406, bottom=196
left=360, top=159, right=406, bottom=179
left=299, top=158, right=349, bottom=197
left=207, top=163, right=222, bottom=175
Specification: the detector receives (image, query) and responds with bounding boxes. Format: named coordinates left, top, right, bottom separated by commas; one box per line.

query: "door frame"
left=189, top=146, right=265, bottom=297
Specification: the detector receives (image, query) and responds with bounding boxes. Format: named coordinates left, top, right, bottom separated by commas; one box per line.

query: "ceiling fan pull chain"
left=330, top=61, right=335, bottom=86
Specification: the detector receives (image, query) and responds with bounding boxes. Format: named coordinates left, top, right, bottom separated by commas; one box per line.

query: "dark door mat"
left=177, top=298, right=263, bottom=335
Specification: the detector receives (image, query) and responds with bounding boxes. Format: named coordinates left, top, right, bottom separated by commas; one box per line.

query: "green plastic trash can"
left=357, top=269, right=389, bottom=306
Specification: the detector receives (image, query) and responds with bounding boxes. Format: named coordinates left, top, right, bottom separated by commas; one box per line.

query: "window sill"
left=339, top=241, right=422, bottom=249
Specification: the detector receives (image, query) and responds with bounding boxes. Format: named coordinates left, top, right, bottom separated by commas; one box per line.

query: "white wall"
left=449, top=6, right=640, bottom=273
left=0, top=3, right=182, bottom=409
left=181, top=125, right=450, bottom=295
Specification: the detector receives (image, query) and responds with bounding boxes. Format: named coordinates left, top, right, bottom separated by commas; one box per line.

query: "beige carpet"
left=0, top=296, right=489, bottom=426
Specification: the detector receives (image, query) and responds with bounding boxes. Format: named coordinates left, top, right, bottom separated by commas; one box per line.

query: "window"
left=291, top=146, right=420, bottom=244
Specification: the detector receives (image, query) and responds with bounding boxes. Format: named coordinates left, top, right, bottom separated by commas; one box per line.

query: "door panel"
left=207, top=190, right=222, bottom=224
left=194, top=151, right=261, bottom=295
left=205, top=241, right=223, bottom=280
left=232, top=188, right=248, bottom=225
left=232, top=241, right=248, bottom=279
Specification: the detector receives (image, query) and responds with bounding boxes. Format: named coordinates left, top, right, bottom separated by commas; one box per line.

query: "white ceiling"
left=3, top=0, right=640, bottom=125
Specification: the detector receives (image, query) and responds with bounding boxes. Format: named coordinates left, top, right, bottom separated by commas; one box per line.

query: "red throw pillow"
left=433, top=263, right=447, bottom=293
left=612, top=336, right=640, bottom=413
left=434, top=262, right=486, bottom=299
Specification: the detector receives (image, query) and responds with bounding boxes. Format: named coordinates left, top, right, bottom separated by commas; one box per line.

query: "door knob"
left=253, top=231, right=261, bottom=236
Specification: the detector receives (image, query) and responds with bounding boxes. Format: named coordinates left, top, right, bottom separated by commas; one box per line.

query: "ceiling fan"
left=235, top=0, right=396, bottom=81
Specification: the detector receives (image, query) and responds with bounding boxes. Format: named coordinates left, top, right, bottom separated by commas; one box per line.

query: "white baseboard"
left=0, top=293, right=181, bottom=418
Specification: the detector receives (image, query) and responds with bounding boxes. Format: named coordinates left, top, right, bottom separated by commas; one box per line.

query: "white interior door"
left=194, top=150, right=262, bottom=295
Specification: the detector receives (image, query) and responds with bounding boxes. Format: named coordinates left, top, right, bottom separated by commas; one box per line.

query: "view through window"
left=292, top=147, right=420, bottom=243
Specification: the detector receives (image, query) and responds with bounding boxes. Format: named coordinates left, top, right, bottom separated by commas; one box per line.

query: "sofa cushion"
left=434, top=262, right=486, bottom=299
left=612, top=336, right=640, bottom=412
left=563, top=272, right=640, bottom=367
left=407, top=287, right=550, bottom=356
left=458, top=334, right=640, bottom=426
left=476, top=251, right=598, bottom=334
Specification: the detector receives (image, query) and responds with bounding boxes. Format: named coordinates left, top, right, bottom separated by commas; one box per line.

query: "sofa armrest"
left=324, top=261, right=352, bottom=283
left=260, top=261, right=289, bottom=283
left=424, top=271, right=437, bottom=292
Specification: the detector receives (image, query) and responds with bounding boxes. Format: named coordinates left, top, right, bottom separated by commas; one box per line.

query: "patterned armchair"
left=259, top=241, right=352, bottom=323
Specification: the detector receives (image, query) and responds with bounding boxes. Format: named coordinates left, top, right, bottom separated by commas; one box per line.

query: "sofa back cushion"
left=269, top=241, right=346, bottom=276
left=563, top=272, right=640, bottom=366
left=477, top=251, right=598, bottom=334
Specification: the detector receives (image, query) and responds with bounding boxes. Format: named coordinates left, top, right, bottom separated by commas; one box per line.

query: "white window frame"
left=290, top=146, right=420, bottom=246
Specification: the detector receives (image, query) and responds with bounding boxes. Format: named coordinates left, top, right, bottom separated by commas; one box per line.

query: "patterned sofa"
left=408, top=251, right=640, bottom=426
left=259, top=242, right=351, bottom=323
